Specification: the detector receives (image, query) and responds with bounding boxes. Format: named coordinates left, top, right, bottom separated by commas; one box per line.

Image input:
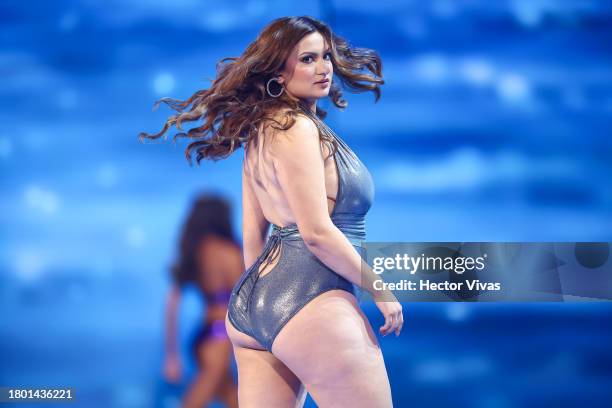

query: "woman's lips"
left=315, top=79, right=329, bottom=85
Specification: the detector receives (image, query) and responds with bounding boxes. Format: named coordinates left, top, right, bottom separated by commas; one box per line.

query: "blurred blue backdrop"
left=1, top=0, right=611, bottom=407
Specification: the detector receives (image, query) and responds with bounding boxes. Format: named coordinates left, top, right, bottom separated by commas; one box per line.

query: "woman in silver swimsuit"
left=140, top=15, right=403, bottom=408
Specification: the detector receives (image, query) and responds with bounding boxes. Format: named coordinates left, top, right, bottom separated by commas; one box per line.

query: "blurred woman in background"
left=163, top=194, right=242, bottom=408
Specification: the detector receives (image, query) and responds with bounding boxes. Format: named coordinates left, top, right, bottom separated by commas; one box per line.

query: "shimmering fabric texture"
left=228, top=108, right=375, bottom=351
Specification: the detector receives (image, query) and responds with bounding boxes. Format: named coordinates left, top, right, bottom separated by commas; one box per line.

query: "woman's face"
left=278, top=31, right=333, bottom=103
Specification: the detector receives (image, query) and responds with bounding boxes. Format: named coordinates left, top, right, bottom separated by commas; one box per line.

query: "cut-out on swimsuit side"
left=227, top=106, right=375, bottom=351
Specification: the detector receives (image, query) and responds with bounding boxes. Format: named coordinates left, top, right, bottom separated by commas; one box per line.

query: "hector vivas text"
left=371, top=253, right=501, bottom=292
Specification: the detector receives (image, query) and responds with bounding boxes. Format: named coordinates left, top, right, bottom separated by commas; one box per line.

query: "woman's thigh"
left=271, top=290, right=392, bottom=408
left=225, top=313, right=307, bottom=408
left=232, top=345, right=307, bottom=408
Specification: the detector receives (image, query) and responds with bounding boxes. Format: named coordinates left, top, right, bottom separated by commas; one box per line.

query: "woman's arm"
left=164, top=284, right=181, bottom=354
left=242, top=153, right=271, bottom=270
left=163, top=284, right=182, bottom=382
left=270, top=115, right=403, bottom=336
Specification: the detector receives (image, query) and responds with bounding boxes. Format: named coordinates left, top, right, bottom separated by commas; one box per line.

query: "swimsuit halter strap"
left=296, top=104, right=357, bottom=169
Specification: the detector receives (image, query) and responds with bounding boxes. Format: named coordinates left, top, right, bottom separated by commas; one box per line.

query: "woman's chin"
left=296, top=91, right=330, bottom=103
left=310, top=90, right=331, bottom=99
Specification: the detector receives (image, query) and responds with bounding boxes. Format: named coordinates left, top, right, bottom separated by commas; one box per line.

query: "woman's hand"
left=374, top=290, right=404, bottom=337
left=163, top=353, right=182, bottom=383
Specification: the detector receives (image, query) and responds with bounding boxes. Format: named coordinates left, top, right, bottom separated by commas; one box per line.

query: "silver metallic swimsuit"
left=228, top=107, right=375, bottom=351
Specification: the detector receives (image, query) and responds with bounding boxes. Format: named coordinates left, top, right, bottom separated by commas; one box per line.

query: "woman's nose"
left=317, top=68, right=330, bottom=78
left=317, top=60, right=330, bottom=74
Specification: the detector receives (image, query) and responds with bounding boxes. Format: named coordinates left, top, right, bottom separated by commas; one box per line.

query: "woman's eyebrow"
left=299, top=49, right=332, bottom=57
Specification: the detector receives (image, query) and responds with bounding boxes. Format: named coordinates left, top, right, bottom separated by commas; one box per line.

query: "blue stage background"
left=1, top=1, right=611, bottom=407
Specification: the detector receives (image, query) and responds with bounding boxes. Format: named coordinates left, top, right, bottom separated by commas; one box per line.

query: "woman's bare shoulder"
left=253, top=108, right=321, bottom=169
left=263, top=107, right=316, bottom=134
left=265, top=110, right=318, bottom=147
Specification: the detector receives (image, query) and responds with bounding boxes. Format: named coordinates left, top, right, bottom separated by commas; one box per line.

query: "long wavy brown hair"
left=138, top=16, right=384, bottom=165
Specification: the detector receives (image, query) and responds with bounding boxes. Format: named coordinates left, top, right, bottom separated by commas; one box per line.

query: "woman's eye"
left=301, top=53, right=331, bottom=63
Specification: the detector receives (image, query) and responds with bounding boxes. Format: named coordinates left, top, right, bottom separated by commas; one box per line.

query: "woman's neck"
left=299, top=98, right=317, bottom=114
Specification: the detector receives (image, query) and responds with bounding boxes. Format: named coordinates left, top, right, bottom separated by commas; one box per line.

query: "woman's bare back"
left=243, top=115, right=339, bottom=228
left=196, top=236, right=243, bottom=292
